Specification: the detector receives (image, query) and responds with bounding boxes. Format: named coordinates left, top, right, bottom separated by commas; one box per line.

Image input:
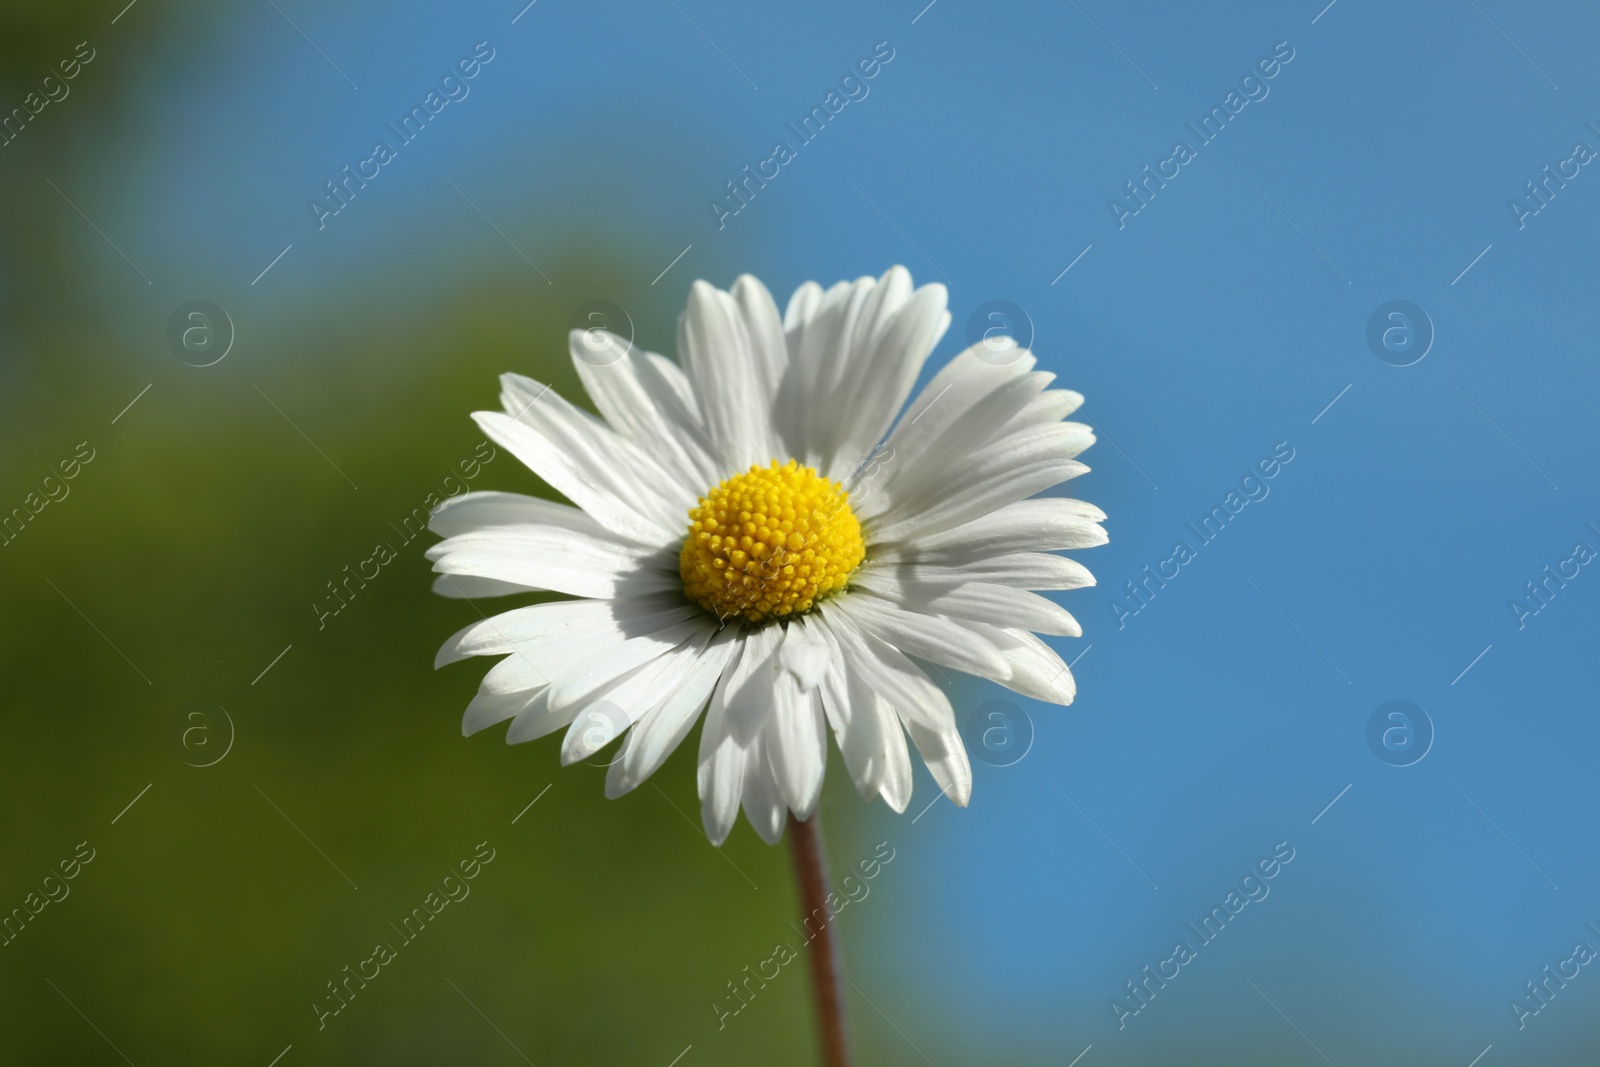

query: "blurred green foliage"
left=0, top=5, right=1408, bottom=1066
left=0, top=237, right=908, bottom=1065
left=0, top=6, right=913, bottom=1063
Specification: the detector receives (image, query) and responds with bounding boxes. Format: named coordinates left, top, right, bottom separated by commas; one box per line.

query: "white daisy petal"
left=851, top=571, right=1082, bottom=637
left=881, top=345, right=1038, bottom=463
left=825, top=612, right=940, bottom=731
left=777, top=623, right=832, bottom=690
left=473, top=408, right=676, bottom=546
left=505, top=689, right=573, bottom=745
left=862, top=553, right=1096, bottom=591
left=433, top=266, right=1104, bottom=844
left=1008, top=393, right=1088, bottom=433
left=859, top=371, right=1051, bottom=520
left=698, top=726, right=747, bottom=846
left=678, top=280, right=781, bottom=471
left=740, top=736, right=788, bottom=845
left=731, top=275, right=789, bottom=408
left=476, top=650, right=550, bottom=696
left=1012, top=419, right=1095, bottom=461
left=869, top=422, right=1091, bottom=538
left=824, top=270, right=950, bottom=478
left=697, top=626, right=781, bottom=844
left=877, top=497, right=1107, bottom=556
left=640, top=349, right=704, bottom=422
left=505, top=709, right=575, bottom=746
left=764, top=665, right=827, bottom=817
left=559, top=628, right=713, bottom=764
left=946, top=421, right=1096, bottom=485
left=497, top=374, right=694, bottom=533
left=432, top=574, right=536, bottom=599
left=568, top=332, right=721, bottom=494
left=877, top=717, right=915, bottom=811
left=812, top=620, right=876, bottom=796
left=434, top=595, right=692, bottom=667
left=861, top=633, right=970, bottom=808
left=606, top=627, right=739, bottom=798
left=463, top=685, right=543, bottom=737
left=546, top=618, right=714, bottom=715
left=457, top=616, right=705, bottom=732
left=782, top=280, right=825, bottom=331
left=853, top=265, right=914, bottom=345
left=776, top=268, right=951, bottom=478
left=817, top=663, right=878, bottom=799
left=900, top=708, right=972, bottom=810
left=430, top=490, right=606, bottom=539
left=811, top=615, right=912, bottom=812
left=825, top=592, right=1011, bottom=679
left=426, top=527, right=677, bottom=599
left=829, top=613, right=970, bottom=807
left=780, top=277, right=875, bottom=464
left=867, top=455, right=1089, bottom=545
left=968, top=623, right=1078, bottom=706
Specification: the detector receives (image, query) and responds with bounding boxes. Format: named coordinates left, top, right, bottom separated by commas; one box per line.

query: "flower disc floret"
left=679, top=459, right=865, bottom=623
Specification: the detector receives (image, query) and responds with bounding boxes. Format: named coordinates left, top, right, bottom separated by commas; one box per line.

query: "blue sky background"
left=10, top=0, right=1600, bottom=1063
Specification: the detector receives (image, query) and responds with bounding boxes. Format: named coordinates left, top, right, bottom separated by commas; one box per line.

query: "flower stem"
left=788, top=812, right=853, bottom=1067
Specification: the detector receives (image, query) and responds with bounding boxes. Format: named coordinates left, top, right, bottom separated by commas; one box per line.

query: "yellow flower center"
left=679, top=459, right=865, bottom=624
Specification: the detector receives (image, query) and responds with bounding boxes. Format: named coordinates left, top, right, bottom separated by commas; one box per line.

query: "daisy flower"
left=429, top=266, right=1105, bottom=845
